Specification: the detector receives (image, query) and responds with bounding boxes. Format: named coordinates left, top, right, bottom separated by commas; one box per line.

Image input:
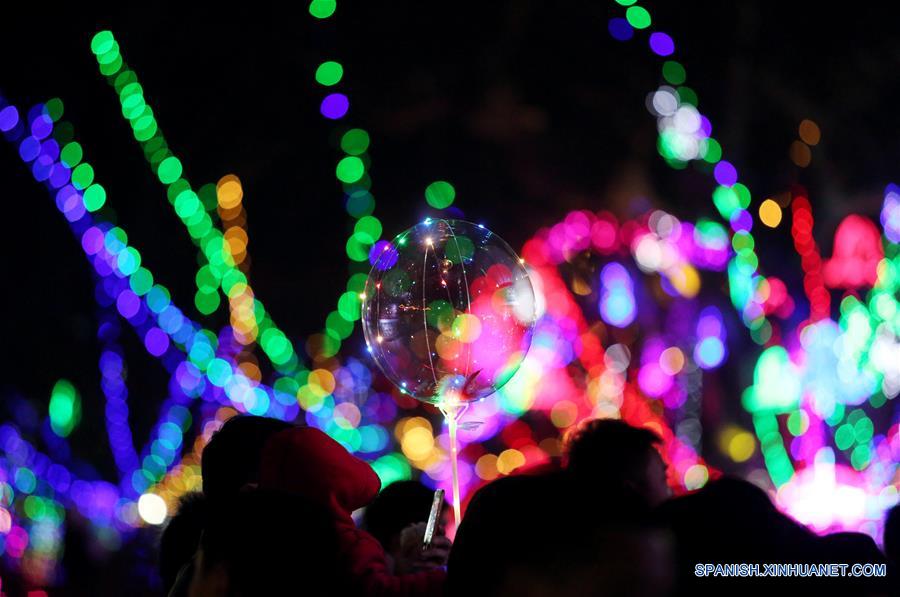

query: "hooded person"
left=258, top=425, right=447, bottom=596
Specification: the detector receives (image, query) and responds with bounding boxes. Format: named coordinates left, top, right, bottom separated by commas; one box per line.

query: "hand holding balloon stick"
left=362, top=219, right=536, bottom=525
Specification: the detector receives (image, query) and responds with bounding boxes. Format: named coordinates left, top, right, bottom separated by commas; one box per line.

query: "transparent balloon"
left=362, top=219, right=536, bottom=405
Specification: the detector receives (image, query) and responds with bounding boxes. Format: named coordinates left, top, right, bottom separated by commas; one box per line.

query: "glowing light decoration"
left=650, top=86, right=711, bottom=163
left=822, top=215, right=884, bottom=289
left=136, top=493, right=167, bottom=525
left=362, top=219, right=537, bottom=522
left=3, top=4, right=900, bottom=583
left=883, top=186, right=900, bottom=243
left=48, top=380, right=81, bottom=438
left=363, top=219, right=536, bottom=404
left=776, top=450, right=870, bottom=534
left=742, top=346, right=801, bottom=414
left=625, top=3, right=770, bottom=340
left=694, top=307, right=727, bottom=369
left=599, top=262, right=636, bottom=327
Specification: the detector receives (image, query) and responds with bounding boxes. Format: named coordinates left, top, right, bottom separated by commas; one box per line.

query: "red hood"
left=259, top=427, right=381, bottom=515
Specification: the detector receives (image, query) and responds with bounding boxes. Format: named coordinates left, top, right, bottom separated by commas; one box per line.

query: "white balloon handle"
left=438, top=401, right=467, bottom=527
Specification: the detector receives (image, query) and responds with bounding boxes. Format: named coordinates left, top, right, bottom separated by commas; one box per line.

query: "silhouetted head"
left=159, top=492, right=207, bottom=595
left=448, top=470, right=669, bottom=597
left=884, top=503, right=900, bottom=565
left=563, top=418, right=670, bottom=507
left=200, top=415, right=292, bottom=500
left=363, top=480, right=446, bottom=555
left=657, top=476, right=822, bottom=591
left=189, top=489, right=342, bottom=596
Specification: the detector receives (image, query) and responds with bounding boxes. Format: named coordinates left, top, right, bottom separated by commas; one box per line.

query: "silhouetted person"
left=187, top=489, right=343, bottom=596
left=817, top=531, right=885, bottom=564
left=158, top=492, right=207, bottom=596
left=200, top=415, right=292, bottom=500
left=259, top=425, right=447, bottom=595
left=564, top=418, right=671, bottom=507
left=448, top=469, right=672, bottom=596
left=885, top=503, right=900, bottom=568
left=885, top=503, right=900, bottom=593
left=658, top=477, right=825, bottom=590
left=363, top=480, right=452, bottom=574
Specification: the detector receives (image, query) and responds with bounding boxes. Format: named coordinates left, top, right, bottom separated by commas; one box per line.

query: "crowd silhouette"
left=158, top=416, right=897, bottom=596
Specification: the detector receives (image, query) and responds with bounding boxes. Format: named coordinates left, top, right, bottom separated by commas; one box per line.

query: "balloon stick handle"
left=447, top=409, right=462, bottom=526
left=440, top=402, right=466, bottom=527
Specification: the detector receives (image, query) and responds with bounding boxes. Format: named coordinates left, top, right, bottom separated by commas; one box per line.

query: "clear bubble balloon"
left=362, top=219, right=536, bottom=405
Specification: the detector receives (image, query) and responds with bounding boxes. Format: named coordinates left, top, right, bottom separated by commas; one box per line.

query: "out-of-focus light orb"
left=683, top=464, right=709, bottom=490
left=608, top=17, right=634, bottom=42
left=625, top=5, right=651, bottom=29
left=713, top=161, right=738, bottom=186
left=308, top=0, right=336, bottom=19
left=137, top=493, right=167, bottom=525
left=659, top=347, right=685, bottom=375
left=315, top=61, right=344, bottom=87
left=694, top=336, right=725, bottom=369
left=649, top=32, right=675, bottom=57
left=882, top=187, right=900, bottom=242
left=599, top=263, right=636, bottom=327
left=758, top=199, right=782, bottom=228
left=320, top=93, right=349, bottom=119
left=728, top=431, right=756, bottom=462
left=425, top=181, right=456, bottom=209
left=790, top=141, right=811, bottom=168
left=798, top=119, right=821, bottom=146
left=362, top=219, right=536, bottom=405
left=822, top=215, right=884, bottom=288
left=604, top=343, right=631, bottom=373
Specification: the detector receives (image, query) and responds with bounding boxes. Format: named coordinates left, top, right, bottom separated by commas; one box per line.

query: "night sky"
left=2, top=2, right=899, bottom=477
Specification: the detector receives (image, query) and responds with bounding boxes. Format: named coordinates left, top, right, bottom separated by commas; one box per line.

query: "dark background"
left=0, top=2, right=896, bottom=480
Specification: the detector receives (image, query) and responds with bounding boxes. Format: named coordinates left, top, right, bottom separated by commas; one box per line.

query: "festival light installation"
left=610, top=0, right=900, bottom=538
left=0, top=0, right=896, bottom=590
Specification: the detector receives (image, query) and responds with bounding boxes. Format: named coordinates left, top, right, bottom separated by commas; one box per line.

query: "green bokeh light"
left=662, top=61, right=686, bottom=85
left=425, top=180, right=456, bottom=209
left=315, top=61, right=344, bottom=86
left=157, top=156, right=183, bottom=184
left=49, top=379, right=81, bottom=438
left=71, top=163, right=95, bottom=190
left=60, top=142, right=83, bottom=168
left=83, top=184, right=107, bottom=212
left=309, top=0, right=337, bottom=18
left=354, top=215, right=382, bottom=244
left=90, top=31, right=115, bottom=55
left=336, top=156, right=365, bottom=183
left=340, top=129, right=370, bottom=155
left=625, top=6, right=651, bottom=29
